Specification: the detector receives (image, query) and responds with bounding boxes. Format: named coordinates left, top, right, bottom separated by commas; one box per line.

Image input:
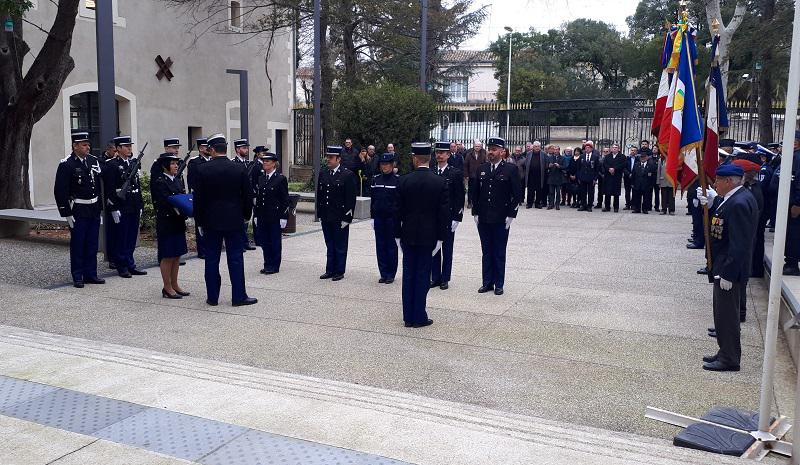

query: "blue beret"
left=113, top=136, right=132, bottom=146
left=411, top=142, right=432, bottom=156
left=71, top=132, right=90, bottom=143
left=163, top=137, right=181, bottom=147
left=379, top=152, right=396, bottom=163
left=487, top=137, right=506, bottom=149
left=434, top=141, right=450, bottom=152
left=716, top=164, right=744, bottom=178
left=326, top=145, right=342, bottom=156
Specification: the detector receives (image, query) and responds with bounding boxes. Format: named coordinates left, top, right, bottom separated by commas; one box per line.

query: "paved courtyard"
left=0, top=203, right=795, bottom=464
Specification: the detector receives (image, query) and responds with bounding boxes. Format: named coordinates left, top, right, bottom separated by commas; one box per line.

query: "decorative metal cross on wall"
left=155, top=55, right=174, bottom=81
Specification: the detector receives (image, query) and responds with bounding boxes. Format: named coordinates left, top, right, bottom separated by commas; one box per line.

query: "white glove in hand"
left=432, top=240, right=443, bottom=257
left=198, top=227, right=204, bottom=237
left=716, top=276, right=733, bottom=291
left=451, top=221, right=460, bottom=232
left=395, top=238, right=401, bottom=249
left=253, top=217, right=258, bottom=227
left=692, top=199, right=699, bottom=208
left=473, top=215, right=479, bottom=226
left=505, top=217, right=514, bottom=230
left=341, top=221, right=349, bottom=229
left=66, top=216, right=75, bottom=229
left=280, top=219, right=287, bottom=229
left=696, top=187, right=717, bottom=206
left=111, top=211, right=121, bottom=224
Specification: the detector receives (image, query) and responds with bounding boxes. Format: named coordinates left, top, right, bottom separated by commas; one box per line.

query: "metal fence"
left=293, top=99, right=794, bottom=166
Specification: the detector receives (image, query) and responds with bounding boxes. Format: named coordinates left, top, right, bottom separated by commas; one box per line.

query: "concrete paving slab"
left=0, top=414, right=94, bottom=464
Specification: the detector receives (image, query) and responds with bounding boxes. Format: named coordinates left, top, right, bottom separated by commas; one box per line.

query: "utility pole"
left=313, top=0, right=322, bottom=220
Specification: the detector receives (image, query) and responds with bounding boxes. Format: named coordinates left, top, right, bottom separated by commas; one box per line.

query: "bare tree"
left=0, top=0, right=81, bottom=211
left=704, top=0, right=746, bottom=93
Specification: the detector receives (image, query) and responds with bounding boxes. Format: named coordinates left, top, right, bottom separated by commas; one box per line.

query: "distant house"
left=438, top=51, right=499, bottom=106
left=295, top=67, right=314, bottom=107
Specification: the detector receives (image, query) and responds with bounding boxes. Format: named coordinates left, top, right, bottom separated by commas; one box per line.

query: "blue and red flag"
left=700, top=34, right=729, bottom=183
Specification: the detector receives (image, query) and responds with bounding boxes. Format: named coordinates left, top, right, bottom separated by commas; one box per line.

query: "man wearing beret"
left=697, top=164, right=758, bottom=371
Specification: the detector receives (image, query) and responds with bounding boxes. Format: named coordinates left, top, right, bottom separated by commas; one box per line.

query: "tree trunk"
left=339, top=0, right=358, bottom=87
left=705, top=0, right=746, bottom=96
left=319, top=0, right=334, bottom=145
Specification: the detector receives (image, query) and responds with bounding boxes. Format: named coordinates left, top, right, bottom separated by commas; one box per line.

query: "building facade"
left=23, top=0, right=295, bottom=208
left=438, top=51, right=498, bottom=107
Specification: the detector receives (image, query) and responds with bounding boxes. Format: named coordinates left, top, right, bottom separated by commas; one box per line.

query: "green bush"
left=139, top=173, right=156, bottom=233
left=333, top=83, right=437, bottom=175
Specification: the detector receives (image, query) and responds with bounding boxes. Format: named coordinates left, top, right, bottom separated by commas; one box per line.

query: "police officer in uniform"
left=151, top=152, right=190, bottom=299
left=99, top=140, right=118, bottom=269
left=232, top=138, right=257, bottom=251
left=370, top=152, right=400, bottom=284
left=187, top=137, right=210, bottom=259
left=697, top=164, right=758, bottom=371
left=254, top=151, right=289, bottom=275
left=431, top=141, right=465, bottom=290
left=102, top=136, right=146, bottom=278
left=150, top=138, right=182, bottom=181
left=784, top=131, right=800, bottom=276
left=395, top=143, right=449, bottom=327
left=317, top=146, right=358, bottom=281
left=472, top=137, right=523, bottom=295
left=54, top=132, right=106, bottom=288
left=193, top=134, right=257, bottom=306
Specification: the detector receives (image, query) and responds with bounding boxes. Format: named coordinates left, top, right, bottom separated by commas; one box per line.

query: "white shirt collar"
left=330, top=165, right=340, bottom=174
left=718, top=185, right=743, bottom=207
left=437, top=163, right=448, bottom=171
left=265, top=169, right=276, bottom=177
left=165, top=173, right=175, bottom=181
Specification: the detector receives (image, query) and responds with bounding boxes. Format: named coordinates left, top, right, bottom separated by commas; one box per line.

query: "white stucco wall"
left=23, top=0, right=293, bottom=207
left=467, top=65, right=499, bottom=103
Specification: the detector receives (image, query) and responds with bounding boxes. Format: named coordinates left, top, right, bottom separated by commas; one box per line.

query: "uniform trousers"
left=713, top=278, right=742, bottom=367
left=691, top=203, right=705, bottom=247
left=739, top=279, right=748, bottom=322
left=195, top=223, right=207, bottom=258
left=111, top=211, right=140, bottom=272
left=477, top=222, right=510, bottom=289
left=785, top=216, right=800, bottom=267
left=402, top=243, right=433, bottom=324
left=374, top=217, right=398, bottom=279
left=104, top=210, right=115, bottom=264
left=431, top=230, right=455, bottom=284
left=242, top=221, right=250, bottom=247
left=258, top=220, right=282, bottom=272
left=70, top=216, right=100, bottom=282
left=321, top=221, right=350, bottom=275
left=578, top=181, right=595, bottom=208
left=203, top=228, right=247, bottom=304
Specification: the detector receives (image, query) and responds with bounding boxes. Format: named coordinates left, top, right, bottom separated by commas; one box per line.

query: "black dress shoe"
left=331, top=274, right=344, bottom=281
left=179, top=261, right=186, bottom=266
left=703, top=360, right=740, bottom=372
left=440, top=282, right=449, bottom=290
left=319, top=272, right=334, bottom=279
left=697, top=267, right=708, bottom=274
left=130, top=269, right=147, bottom=276
left=429, top=281, right=441, bottom=289
left=260, top=269, right=267, bottom=274
left=206, top=299, right=218, bottom=306
left=409, top=319, right=434, bottom=328
left=162, top=289, right=182, bottom=299
left=585, top=208, right=593, bottom=213
left=707, top=327, right=715, bottom=332
left=379, top=278, right=386, bottom=283
left=245, top=245, right=257, bottom=251
left=686, top=243, right=704, bottom=249
left=494, top=287, right=504, bottom=295
left=73, top=280, right=84, bottom=288
left=264, top=270, right=278, bottom=275
left=175, top=290, right=190, bottom=296
left=233, top=297, right=258, bottom=306
left=708, top=330, right=717, bottom=338
left=641, top=210, right=648, bottom=214
left=613, top=209, right=619, bottom=213
left=632, top=210, right=640, bottom=214
left=478, top=285, right=494, bottom=293
left=118, top=270, right=132, bottom=278
left=703, top=354, right=718, bottom=363
left=577, top=206, right=586, bottom=212
left=385, top=278, right=394, bottom=284
left=602, top=208, right=610, bottom=212
left=84, top=277, right=106, bottom=284
left=546, top=206, right=553, bottom=210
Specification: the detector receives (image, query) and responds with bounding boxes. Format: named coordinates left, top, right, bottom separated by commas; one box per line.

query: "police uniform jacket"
left=576, top=151, right=601, bottom=183
left=186, top=155, right=208, bottom=193
left=631, top=159, right=657, bottom=190
left=435, top=165, right=465, bottom=222
left=102, top=156, right=144, bottom=214
left=54, top=153, right=103, bottom=218
left=193, top=157, right=253, bottom=232
left=370, top=172, right=400, bottom=218
left=254, top=170, right=290, bottom=224
left=709, top=187, right=758, bottom=283
left=394, top=168, right=449, bottom=247
left=151, top=173, right=187, bottom=235
left=602, top=153, right=626, bottom=194
left=472, top=160, right=524, bottom=224
left=316, top=166, right=358, bottom=223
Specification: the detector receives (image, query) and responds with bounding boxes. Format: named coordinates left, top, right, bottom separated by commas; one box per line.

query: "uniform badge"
left=480, top=171, right=486, bottom=176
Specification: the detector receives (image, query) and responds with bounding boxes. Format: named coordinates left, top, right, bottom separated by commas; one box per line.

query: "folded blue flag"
left=167, top=193, right=194, bottom=217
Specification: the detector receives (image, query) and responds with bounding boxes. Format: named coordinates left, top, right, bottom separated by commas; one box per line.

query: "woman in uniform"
left=254, top=152, right=290, bottom=274
left=152, top=153, right=189, bottom=299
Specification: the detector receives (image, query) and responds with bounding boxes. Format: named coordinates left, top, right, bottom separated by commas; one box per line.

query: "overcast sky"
left=461, top=0, right=642, bottom=50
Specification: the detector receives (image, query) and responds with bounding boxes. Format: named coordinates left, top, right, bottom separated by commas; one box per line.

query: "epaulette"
left=60, top=155, right=71, bottom=163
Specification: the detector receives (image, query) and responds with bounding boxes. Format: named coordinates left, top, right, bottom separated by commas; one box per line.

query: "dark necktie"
left=329, top=169, right=334, bottom=176
left=586, top=154, right=590, bottom=162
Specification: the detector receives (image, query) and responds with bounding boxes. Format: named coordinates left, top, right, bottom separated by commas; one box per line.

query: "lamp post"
left=504, top=26, right=513, bottom=140
left=93, top=1, right=117, bottom=152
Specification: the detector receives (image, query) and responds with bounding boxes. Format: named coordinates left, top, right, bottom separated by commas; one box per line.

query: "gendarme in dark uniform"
left=395, top=143, right=449, bottom=328
left=102, top=136, right=146, bottom=278
left=699, top=164, right=758, bottom=371
left=232, top=138, right=257, bottom=251
left=187, top=137, right=210, bottom=259
left=150, top=137, right=183, bottom=182
left=317, top=146, right=358, bottom=281
left=370, top=152, right=400, bottom=283
left=431, top=141, right=465, bottom=290
left=54, top=132, right=106, bottom=288
left=193, top=134, right=257, bottom=307
left=471, top=137, right=523, bottom=295
left=253, top=151, right=289, bottom=275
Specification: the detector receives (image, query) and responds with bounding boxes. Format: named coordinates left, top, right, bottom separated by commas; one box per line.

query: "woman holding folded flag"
left=151, top=153, right=190, bottom=299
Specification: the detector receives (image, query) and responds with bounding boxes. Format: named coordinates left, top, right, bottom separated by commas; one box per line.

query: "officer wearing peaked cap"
left=232, top=138, right=257, bottom=251
left=150, top=137, right=182, bottom=181
left=54, top=132, right=106, bottom=288
left=187, top=137, right=211, bottom=259
left=317, top=145, right=358, bottom=281
left=430, top=141, right=465, bottom=291
left=102, top=135, right=146, bottom=278
left=370, top=152, right=400, bottom=284
left=472, top=137, right=523, bottom=296
left=395, top=143, right=449, bottom=328
left=254, top=151, right=289, bottom=275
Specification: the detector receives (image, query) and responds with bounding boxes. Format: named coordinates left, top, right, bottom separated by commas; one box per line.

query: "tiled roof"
left=439, top=50, right=494, bottom=64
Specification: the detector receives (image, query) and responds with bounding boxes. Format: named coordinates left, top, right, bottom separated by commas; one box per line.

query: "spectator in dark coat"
left=463, top=140, right=487, bottom=208
left=546, top=145, right=566, bottom=210
left=601, top=143, right=626, bottom=212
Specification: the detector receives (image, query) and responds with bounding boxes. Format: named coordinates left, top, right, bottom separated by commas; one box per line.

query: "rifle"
left=174, top=144, right=196, bottom=180
left=117, top=141, right=148, bottom=201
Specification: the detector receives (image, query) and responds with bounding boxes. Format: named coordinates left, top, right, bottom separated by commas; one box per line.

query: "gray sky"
left=461, top=0, right=641, bottom=50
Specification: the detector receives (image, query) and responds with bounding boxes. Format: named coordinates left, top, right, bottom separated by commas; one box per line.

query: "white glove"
left=451, top=221, right=460, bottom=232
left=696, top=187, right=717, bottom=206
left=341, top=221, right=349, bottom=229
left=139, top=209, right=143, bottom=219
left=253, top=217, right=258, bottom=227
left=692, top=199, right=699, bottom=208
left=716, top=276, right=733, bottom=291
left=253, top=198, right=257, bottom=206
left=473, top=215, right=479, bottom=225
left=198, top=227, right=204, bottom=237
left=432, top=240, right=443, bottom=257
left=111, top=211, right=121, bottom=224
left=505, top=217, right=514, bottom=230
left=280, top=219, right=287, bottom=229
left=395, top=238, right=401, bottom=248
left=66, top=216, right=75, bottom=228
